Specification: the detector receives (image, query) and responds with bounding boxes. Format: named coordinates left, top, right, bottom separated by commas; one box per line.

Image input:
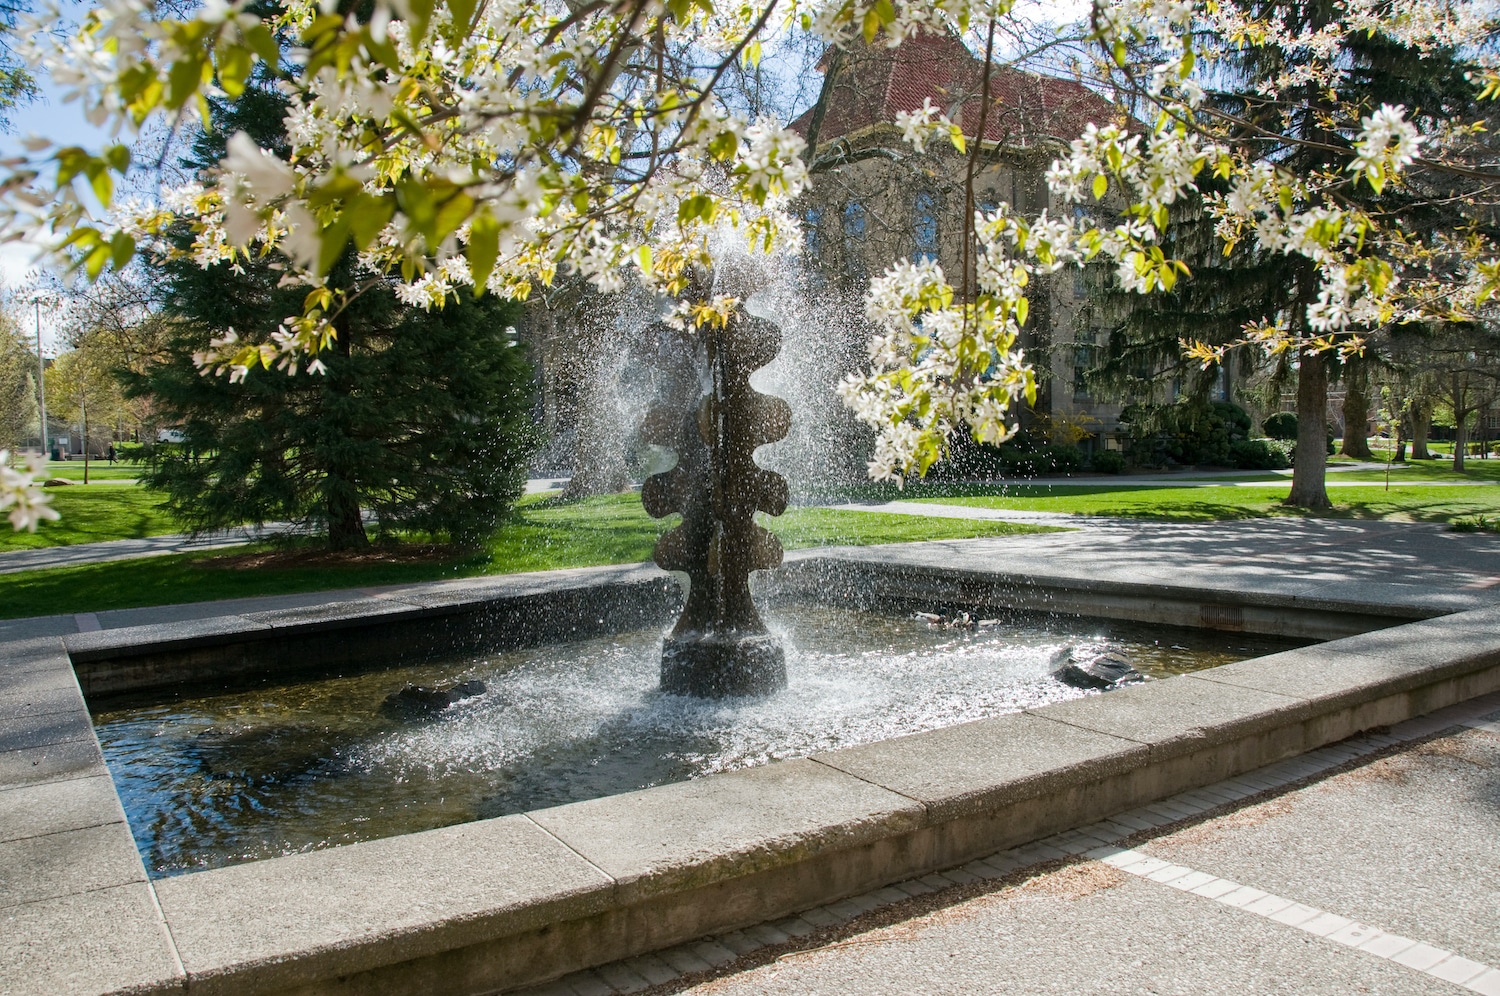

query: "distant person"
left=107, top=444, right=116, bottom=465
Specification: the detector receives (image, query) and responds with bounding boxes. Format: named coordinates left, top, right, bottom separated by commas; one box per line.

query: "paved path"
left=0, top=523, right=299, bottom=575
left=520, top=694, right=1500, bottom=996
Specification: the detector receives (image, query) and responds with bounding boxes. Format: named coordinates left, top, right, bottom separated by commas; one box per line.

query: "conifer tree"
left=129, top=80, right=536, bottom=549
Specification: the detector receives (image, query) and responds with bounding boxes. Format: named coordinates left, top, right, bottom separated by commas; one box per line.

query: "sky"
left=0, top=1, right=109, bottom=349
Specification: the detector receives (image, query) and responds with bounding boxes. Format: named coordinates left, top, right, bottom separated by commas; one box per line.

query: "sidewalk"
left=533, top=694, right=1500, bottom=996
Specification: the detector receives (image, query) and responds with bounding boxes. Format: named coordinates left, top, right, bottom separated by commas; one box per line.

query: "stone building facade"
left=790, top=31, right=1135, bottom=454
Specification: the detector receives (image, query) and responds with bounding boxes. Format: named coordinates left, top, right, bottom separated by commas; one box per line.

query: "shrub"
left=1228, top=438, right=1290, bottom=470
left=929, top=434, right=1086, bottom=479
left=1090, top=449, right=1127, bottom=474
left=1263, top=412, right=1298, bottom=440
left=1118, top=401, right=1253, bottom=467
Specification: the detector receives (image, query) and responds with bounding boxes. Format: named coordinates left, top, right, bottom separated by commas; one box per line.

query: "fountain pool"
left=91, top=601, right=1306, bottom=878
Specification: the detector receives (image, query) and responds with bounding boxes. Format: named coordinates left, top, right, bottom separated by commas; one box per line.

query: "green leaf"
left=88, top=165, right=113, bottom=206
left=707, top=130, right=739, bottom=160
left=317, top=217, right=350, bottom=276
left=948, top=124, right=966, bottom=154
left=1092, top=174, right=1108, bottom=200
left=347, top=193, right=395, bottom=250
left=466, top=212, right=500, bottom=292
left=244, top=24, right=281, bottom=67
left=109, top=232, right=135, bottom=269
left=432, top=190, right=475, bottom=243
left=448, top=0, right=478, bottom=36
left=102, top=144, right=130, bottom=173
left=166, top=55, right=205, bottom=110
left=874, top=0, right=896, bottom=24
left=83, top=243, right=111, bottom=280
left=636, top=244, right=653, bottom=274
left=217, top=43, right=254, bottom=98
left=677, top=193, right=716, bottom=225
left=1015, top=296, right=1029, bottom=326
left=862, top=8, right=881, bottom=43
left=1112, top=38, right=1127, bottom=67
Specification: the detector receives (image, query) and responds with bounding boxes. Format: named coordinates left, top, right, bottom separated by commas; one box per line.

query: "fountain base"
left=661, top=634, right=787, bottom=697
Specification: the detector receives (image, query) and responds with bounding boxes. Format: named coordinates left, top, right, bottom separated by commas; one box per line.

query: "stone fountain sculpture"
left=641, top=285, right=792, bottom=697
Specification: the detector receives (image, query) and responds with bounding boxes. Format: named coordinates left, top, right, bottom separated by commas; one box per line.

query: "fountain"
left=640, top=272, right=794, bottom=697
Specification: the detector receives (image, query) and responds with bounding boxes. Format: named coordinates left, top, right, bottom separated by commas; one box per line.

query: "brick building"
left=790, top=31, right=1135, bottom=454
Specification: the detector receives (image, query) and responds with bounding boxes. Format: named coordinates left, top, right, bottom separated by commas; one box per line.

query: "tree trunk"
left=81, top=395, right=89, bottom=486
left=1452, top=376, right=1468, bottom=474
left=1410, top=400, right=1432, bottom=460
left=561, top=339, right=632, bottom=500
left=1286, top=348, right=1331, bottom=508
left=323, top=323, right=369, bottom=551
left=1339, top=361, right=1373, bottom=460
left=1394, top=416, right=1407, bottom=462
left=326, top=487, right=369, bottom=550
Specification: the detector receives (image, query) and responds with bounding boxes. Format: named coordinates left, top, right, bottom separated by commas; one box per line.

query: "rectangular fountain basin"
left=4, top=551, right=1499, bottom=996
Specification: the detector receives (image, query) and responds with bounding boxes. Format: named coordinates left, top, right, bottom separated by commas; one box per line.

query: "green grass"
left=35, top=460, right=147, bottom=482
left=906, top=483, right=1500, bottom=523
left=1173, top=461, right=1500, bottom=486
left=0, top=487, right=183, bottom=551
left=0, top=494, right=1059, bottom=619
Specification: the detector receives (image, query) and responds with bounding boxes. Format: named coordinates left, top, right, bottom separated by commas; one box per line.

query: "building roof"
left=791, top=32, right=1120, bottom=150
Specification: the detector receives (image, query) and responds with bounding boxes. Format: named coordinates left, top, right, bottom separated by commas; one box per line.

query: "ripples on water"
left=91, top=604, right=1301, bottom=877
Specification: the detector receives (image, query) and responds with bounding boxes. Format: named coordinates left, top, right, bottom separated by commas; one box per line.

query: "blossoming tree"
left=0, top=0, right=1496, bottom=526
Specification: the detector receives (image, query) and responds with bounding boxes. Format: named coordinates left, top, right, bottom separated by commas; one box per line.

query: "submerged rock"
left=380, top=679, right=487, bottom=720
left=1049, top=645, right=1145, bottom=691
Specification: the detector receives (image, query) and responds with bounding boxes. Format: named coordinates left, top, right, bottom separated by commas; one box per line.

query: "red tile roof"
left=792, top=32, right=1120, bottom=148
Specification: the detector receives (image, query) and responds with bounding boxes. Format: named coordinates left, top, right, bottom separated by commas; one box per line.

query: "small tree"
left=0, top=310, right=37, bottom=454
left=45, top=344, right=124, bottom=483
left=1425, top=325, right=1500, bottom=472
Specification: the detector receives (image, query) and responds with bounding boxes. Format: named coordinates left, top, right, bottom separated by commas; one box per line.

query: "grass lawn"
left=0, top=486, right=182, bottom=551
left=905, top=483, right=1500, bottom=523
left=0, top=494, right=1060, bottom=619
left=1184, top=459, right=1500, bottom=485
left=36, top=460, right=148, bottom=482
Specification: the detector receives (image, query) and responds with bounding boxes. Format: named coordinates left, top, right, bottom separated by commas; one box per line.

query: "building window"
left=803, top=207, right=822, bottom=257
left=913, top=191, right=939, bottom=261
left=842, top=201, right=867, bottom=241
left=1212, top=363, right=1229, bottom=402
left=1073, top=329, right=1098, bottom=402
left=842, top=201, right=868, bottom=277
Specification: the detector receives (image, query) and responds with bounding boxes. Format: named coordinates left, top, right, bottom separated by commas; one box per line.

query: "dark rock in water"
left=1049, top=645, right=1145, bottom=691
left=380, top=679, right=486, bottom=719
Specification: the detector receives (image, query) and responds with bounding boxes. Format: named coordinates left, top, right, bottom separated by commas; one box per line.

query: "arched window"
left=913, top=191, right=939, bottom=261
left=842, top=201, right=868, bottom=277
left=803, top=207, right=822, bottom=257
left=842, top=201, right=867, bottom=241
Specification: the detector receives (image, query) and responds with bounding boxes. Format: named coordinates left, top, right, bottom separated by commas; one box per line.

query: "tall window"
left=803, top=207, right=822, bottom=257
left=1073, top=329, right=1098, bottom=402
left=913, top=191, right=939, bottom=261
left=842, top=201, right=868, bottom=276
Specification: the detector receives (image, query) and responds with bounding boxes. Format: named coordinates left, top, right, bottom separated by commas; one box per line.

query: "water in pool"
left=91, top=603, right=1304, bottom=877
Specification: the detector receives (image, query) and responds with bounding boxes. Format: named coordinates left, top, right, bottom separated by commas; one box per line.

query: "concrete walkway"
left=0, top=522, right=300, bottom=575
left=525, top=694, right=1500, bottom=996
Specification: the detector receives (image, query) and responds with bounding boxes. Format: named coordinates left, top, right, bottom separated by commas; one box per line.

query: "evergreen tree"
left=129, top=79, right=536, bottom=549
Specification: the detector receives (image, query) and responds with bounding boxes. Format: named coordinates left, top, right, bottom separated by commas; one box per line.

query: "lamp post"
left=33, top=297, right=47, bottom=459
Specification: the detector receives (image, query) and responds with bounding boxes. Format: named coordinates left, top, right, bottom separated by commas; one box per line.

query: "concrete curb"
left=2, top=559, right=1499, bottom=995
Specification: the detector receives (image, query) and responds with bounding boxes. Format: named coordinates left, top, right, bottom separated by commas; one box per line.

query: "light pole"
left=33, top=297, right=47, bottom=459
